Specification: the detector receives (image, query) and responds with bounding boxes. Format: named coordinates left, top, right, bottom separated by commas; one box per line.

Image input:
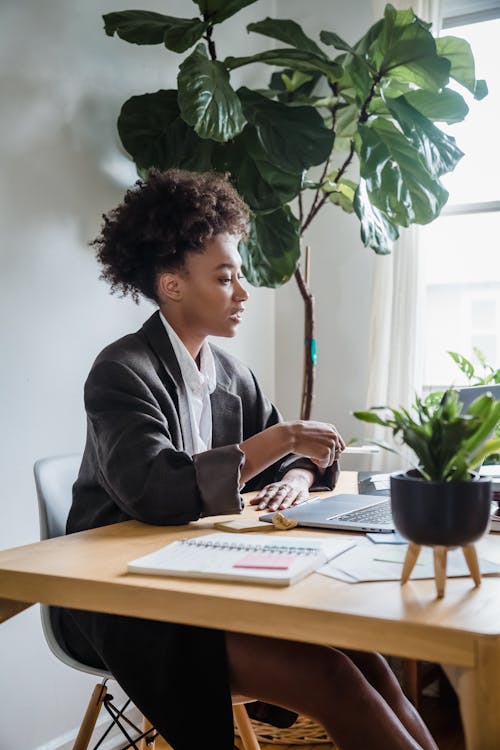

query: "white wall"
left=274, top=0, right=378, bottom=458
left=0, top=0, right=381, bottom=745
left=0, top=1, right=275, bottom=748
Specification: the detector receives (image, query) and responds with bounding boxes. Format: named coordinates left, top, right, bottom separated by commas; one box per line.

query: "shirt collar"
left=159, top=311, right=216, bottom=394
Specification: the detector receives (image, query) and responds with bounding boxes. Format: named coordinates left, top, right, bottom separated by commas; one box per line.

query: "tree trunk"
left=294, top=246, right=316, bottom=420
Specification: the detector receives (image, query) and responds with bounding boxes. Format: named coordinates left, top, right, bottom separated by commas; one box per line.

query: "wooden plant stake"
left=401, top=542, right=482, bottom=598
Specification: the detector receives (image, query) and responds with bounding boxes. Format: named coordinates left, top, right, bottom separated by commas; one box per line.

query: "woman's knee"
left=310, top=647, right=370, bottom=701
left=346, top=651, right=404, bottom=700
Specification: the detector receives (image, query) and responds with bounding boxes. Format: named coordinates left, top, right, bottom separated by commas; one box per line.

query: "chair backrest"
left=34, top=454, right=110, bottom=679
left=34, top=454, right=82, bottom=541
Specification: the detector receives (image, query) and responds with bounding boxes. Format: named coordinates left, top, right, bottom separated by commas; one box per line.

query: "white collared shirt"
left=159, top=312, right=216, bottom=455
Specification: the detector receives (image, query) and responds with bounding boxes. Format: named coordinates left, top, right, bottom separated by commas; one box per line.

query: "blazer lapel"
left=142, top=311, right=243, bottom=450
left=141, top=311, right=192, bottom=450
left=211, top=355, right=243, bottom=448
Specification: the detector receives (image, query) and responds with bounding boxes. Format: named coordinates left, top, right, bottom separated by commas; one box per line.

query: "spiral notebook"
left=128, top=533, right=355, bottom=586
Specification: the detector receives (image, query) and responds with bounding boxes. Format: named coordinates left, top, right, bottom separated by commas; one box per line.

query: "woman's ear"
left=157, top=272, right=182, bottom=303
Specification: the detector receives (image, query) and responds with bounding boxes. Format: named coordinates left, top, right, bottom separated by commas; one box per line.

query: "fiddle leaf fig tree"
left=103, top=1, right=486, bottom=418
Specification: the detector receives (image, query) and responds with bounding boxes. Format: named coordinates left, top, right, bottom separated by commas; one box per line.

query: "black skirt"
left=59, top=607, right=234, bottom=750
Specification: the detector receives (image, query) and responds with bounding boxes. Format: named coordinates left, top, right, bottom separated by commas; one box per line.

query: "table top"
left=1, top=471, right=500, bottom=668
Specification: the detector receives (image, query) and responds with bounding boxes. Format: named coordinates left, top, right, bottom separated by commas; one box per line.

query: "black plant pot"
left=390, top=470, right=492, bottom=547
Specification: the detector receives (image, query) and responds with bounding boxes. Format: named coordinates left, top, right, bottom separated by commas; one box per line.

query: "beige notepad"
left=213, top=518, right=276, bottom=533
left=128, top=533, right=354, bottom=586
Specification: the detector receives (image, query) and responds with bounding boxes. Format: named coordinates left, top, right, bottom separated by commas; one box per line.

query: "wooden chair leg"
left=73, top=683, right=107, bottom=750
left=233, top=703, right=261, bottom=750
left=139, top=717, right=159, bottom=750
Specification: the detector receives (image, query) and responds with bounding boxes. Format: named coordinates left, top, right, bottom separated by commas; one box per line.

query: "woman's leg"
left=341, top=649, right=437, bottom=750
left=226, top=632, right=438, bottom=750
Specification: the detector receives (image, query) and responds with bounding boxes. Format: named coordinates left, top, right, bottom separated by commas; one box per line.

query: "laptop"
left=454, top=383, right=500, bottom=417
left=260, top=385, right=500, bottom=534
left=457, top=384, right=500, bottom=531
left=260, top=493, right=394, bottom=533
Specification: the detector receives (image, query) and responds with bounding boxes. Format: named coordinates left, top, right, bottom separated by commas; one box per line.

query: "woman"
left=61, top=169, right=437, bottom=750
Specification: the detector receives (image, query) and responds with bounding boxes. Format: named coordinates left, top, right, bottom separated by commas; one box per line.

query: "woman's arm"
left=240, top=420, right=343, bottom=482
left=240, top=420, right=344, bottom=510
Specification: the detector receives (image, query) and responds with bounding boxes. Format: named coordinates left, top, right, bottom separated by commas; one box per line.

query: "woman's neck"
left=160, top=308, right=204, bottom=362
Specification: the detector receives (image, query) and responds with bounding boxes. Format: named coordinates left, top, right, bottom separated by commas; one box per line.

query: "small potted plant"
left=354, top=390, right=500, bottom=547
left=354, top=390, right=500, bottom=596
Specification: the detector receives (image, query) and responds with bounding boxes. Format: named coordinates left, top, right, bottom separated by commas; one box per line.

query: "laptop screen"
left=456, top=384, right=500, bottom=414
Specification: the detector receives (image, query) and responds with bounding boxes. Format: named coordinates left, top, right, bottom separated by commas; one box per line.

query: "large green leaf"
left=334, top=102, right=359, bottom=137
left=104, top=11, right=177, bottom=43
left=353, top=18, right=384, bottom=55
left=436, top=36, right=487, bottom=99
left=268, top=68, right=322, bottom=104
left=404, top=87, right=469, bottom=123
left=354, top=178, right=399, bottom=253
left=371, top=5, right=450, bottom=92
left=225, top=49, right=343, bottom=81
left=320, top=30, right=376, bottom=74
left=358, top=118, right=449, bottom=226
left=375, top=5, right=431, bottom=59
left=178, top=44, right=246, bottom=142
left=193, top=0, right=258, bottom=24
left=320, top=29, right=356, bottom=55
left=323, top=176, right=357, bottom=214
left=381, top=37, right=450, bottom=92
left=238, top=87, right=334, bottom=174
left=214, top=127, right=302, bottom=211
left=384, top=95, right=463, bottom=178
left=248, top=18, right=326, bottom=57
left=339, top=54, right=373, bottom=104
left=103, top=11, right=207, bottom=51
left=117, top=90, right=214, bottom=171
left=238, top=207, right=300, bottom=287
left=163, top=17, right=209, bottom=53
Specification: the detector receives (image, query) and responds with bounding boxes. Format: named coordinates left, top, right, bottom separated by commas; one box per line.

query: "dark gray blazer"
left=62, top=311, right=338, bottom=749
left=67, top=311, right=337, bottom=534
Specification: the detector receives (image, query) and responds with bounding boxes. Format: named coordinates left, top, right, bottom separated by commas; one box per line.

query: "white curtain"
left=366, top=0, right=442, bottom=470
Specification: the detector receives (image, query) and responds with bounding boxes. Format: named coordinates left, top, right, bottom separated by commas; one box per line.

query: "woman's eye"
left=219, top=278, right=232, bottom=284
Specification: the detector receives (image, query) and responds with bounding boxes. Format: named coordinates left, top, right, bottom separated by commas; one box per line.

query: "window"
left=421, top=3, right=500, bottom=392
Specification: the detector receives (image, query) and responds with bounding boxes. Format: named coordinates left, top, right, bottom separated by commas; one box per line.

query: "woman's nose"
left=235, top=279, right=249, bottom=301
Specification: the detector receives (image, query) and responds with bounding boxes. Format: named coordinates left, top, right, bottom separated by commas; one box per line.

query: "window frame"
left=421, top=9, right=500, bottom=392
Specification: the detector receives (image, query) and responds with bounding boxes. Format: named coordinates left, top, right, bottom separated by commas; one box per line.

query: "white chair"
left=34, top=454, right=260, bottom=750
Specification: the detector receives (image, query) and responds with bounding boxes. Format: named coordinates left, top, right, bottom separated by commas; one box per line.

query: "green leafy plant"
left=447, top=347, right=500, bottom=463
left=353, top=390, right=500, bottom=482
left=448, top=347, right=500, bottom=386
left=103, top=1, right=485, bottom=417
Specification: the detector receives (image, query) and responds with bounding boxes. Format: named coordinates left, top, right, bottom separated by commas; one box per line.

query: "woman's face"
left=163, top=233, right=249, bottom=346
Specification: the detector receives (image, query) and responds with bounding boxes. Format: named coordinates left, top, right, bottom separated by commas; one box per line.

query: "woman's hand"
left=240, top=420, right=344, bottom=485
left=249, top=469, right=313, bottom=512
left=287, top=420, right=345, bottom=469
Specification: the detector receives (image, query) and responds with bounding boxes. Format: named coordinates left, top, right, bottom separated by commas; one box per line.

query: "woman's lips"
left=229, top=308, right=244, bottom=322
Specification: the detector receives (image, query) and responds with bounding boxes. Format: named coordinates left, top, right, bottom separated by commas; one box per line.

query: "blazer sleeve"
left=83, top=360, right=244, bottom=525
left=241, top=370, right=339, bottom=493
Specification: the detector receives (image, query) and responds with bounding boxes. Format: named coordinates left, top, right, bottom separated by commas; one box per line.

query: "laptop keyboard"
left=336, top=500, right=392, bottom=524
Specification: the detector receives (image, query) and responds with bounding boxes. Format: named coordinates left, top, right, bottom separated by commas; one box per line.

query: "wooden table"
left=1, top=472, right=499, bottom=749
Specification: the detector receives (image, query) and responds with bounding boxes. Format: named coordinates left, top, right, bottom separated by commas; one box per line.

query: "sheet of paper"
left=373, top=547, right=432, bottom=565
left=318, top=540, right=500, bottom=583
left=366, top=531, right=407, bottom=544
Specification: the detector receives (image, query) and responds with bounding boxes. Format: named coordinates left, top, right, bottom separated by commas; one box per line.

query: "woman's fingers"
left=290, top=420, right=345, bottom=466
left=250, top=482, right=308, bottom=511
left=257, top=483, right=291, bottom=511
